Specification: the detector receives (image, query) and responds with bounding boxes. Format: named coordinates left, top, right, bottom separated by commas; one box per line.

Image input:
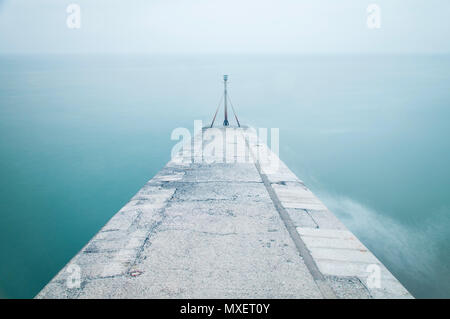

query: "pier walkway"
left=37, top=127, right=412, bottom=299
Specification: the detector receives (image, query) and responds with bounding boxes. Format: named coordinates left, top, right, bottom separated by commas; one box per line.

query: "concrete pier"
left=36, top=127, right=412, bottom=299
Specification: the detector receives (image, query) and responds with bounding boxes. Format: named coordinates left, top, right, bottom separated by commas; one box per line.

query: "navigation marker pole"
left=209, top=75, right=240, bottom=128
left=223, top=75, right=229, bottom=126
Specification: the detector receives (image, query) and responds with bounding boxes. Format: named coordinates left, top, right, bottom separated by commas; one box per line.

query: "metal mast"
left=223, top=75, right=229, bottom=126
left=210, top=75, right=240, bottom=128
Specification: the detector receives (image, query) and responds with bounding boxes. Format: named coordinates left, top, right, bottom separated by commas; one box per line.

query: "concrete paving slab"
left=325, top=276, right=371, bottom=299
left=286, top=209, right=319, bottom=228
left=306, top=209, right=347, bottom=230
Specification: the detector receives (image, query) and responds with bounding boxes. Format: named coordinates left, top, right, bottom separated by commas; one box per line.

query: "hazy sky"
left=0, top=0, right=449, bottom=54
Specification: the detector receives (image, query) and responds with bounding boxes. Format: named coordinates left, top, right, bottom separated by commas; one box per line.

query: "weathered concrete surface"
left=36, top=127, right=412, bottom=299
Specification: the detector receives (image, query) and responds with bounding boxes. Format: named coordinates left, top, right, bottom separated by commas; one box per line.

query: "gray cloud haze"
left=0, top=0, right=449, bottom=54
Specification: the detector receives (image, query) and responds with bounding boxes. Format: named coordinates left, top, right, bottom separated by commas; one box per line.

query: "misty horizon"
left=1, top=0, right=450, bottom=55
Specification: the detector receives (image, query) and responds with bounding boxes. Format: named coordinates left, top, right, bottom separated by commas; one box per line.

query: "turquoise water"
left=0, top=54, right=449, bottom=298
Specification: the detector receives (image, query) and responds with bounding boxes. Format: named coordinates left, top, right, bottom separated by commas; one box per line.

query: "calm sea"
left=0, top=54, right=449, bottom=298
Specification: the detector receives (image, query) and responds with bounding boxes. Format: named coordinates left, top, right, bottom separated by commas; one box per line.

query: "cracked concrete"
left=36, top=127, right=412, bottom=299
